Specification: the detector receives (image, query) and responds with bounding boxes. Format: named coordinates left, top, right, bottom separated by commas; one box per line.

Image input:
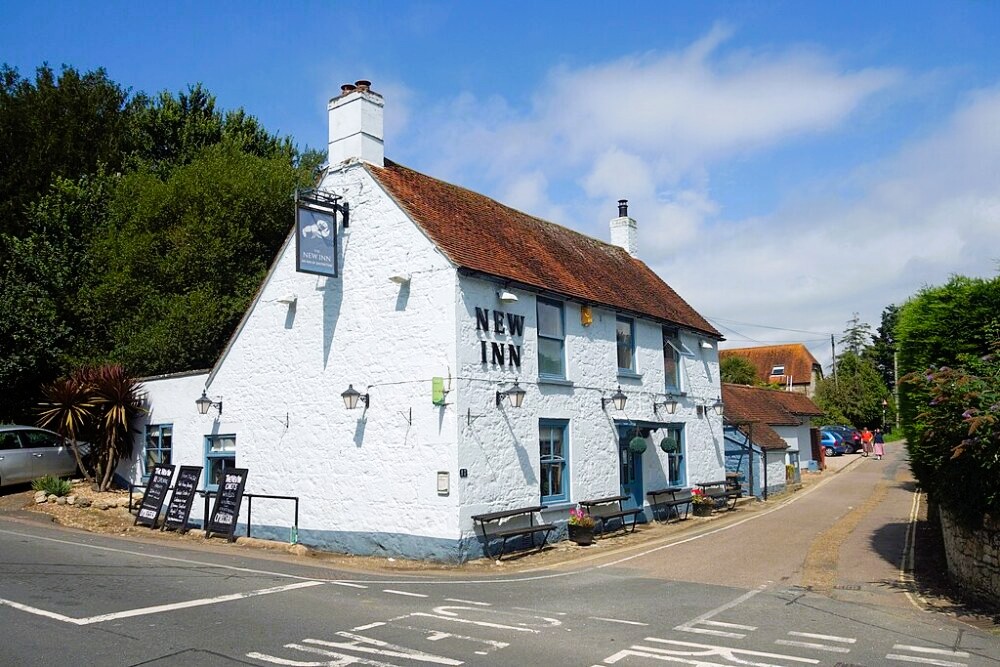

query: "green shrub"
left=31, top=476, right=72, bottom=497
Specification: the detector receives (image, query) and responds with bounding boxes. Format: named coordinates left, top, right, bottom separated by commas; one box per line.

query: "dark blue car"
left=820, top=429, right=851, bottom=456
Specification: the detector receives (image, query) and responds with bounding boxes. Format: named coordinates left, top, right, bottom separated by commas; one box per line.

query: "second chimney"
left=610, top=199, right=638, bottom=257
left=328, top=79, right=384, bottom=167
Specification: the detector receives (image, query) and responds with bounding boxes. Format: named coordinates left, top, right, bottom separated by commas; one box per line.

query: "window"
left=661, top=425, right=686, bottom=486
left=770, top=365, right=785, bottom=376
left=205, top=434, right=236, bottom=490
left=663, top=328, right=682, bottom=392
left=537, top=298, right=565, bottom=378
left=616, top=316, right=635, bottom=373
left=539, top=420, right=568, bottom=503
left=143, top=424, right=172, bottom=478
left=19, top=430, right=61, bottom=448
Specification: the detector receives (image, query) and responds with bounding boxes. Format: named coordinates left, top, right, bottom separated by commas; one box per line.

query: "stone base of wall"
left=939, top=507, right=1000, bottom=605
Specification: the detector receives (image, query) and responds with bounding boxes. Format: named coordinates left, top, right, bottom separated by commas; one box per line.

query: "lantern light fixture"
left=195, top=390, right=222, bottom=416
left=654, top=395, right=679, bottom=415
left=341, top=384, right=370, bottom=410
left=496, top=380, right=526, bottom=408
left=712, top=396, right=724, bottom=416
left=602, top=385, right=628, bottom=411
left=497, top=290, right=518, bottom=304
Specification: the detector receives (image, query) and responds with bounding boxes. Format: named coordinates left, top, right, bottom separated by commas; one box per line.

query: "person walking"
left=873, top=429, right=885, bottom=460
left=861, top=427, right=874, bottom=457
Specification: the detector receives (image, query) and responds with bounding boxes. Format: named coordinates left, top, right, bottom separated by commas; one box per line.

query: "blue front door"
left=617, top=426, right=643, bottom=509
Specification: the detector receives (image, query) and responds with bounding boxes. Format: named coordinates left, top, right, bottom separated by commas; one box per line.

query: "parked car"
left=0, top=425, right=79, bottom=488
left=821, top=425, right=861, bottom=454
left=820, top=429, right=851, bottom=457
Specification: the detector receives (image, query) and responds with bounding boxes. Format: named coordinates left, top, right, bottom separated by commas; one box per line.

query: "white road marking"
left=409, top=612, right=538, bottom=633
left=387, top=621, right=509, bottom=650
left=788, top=631, right=856, bottom=643
left=900, top=490, right=928, bottom=611
left=674, top=584, right=765, bottom=638
left=775, top=639, right=851, bottom=653
left=323, top=633, right=463, bottom=664
left=893, top=645, right=970, bottom=657
left=511, top=606, right=567, bottom=615
left=280, top=642, right=406, bottom=666
left=589, top=616, right=649, bottom=626
left=2, top=580, right=325, bottom=625
left=351, top=622, right=386, bottom=631
left=673, top=626, right=746, bottom=638
left=382, top=589, right=428, bottom=598
left=638, top=638, right=820, bottom=664
left=704, top=620, right=756, bottom=630
left=886, top=654, right=967, bottom=667
left=332, top=582, right=368, bottom=589
left=444, top=598, right=490, bottom=606
left=244, top=651, right=327, bottom=666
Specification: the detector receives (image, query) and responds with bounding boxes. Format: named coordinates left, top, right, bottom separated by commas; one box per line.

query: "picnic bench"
left=471, top=505, right=555, bottom=560
left=579, top=495, right=643, bottom=535
left=646, top=487, right=692, bottom=522
left=696, top=480, right=741, bottom=511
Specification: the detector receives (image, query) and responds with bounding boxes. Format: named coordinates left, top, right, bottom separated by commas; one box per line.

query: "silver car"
left=0, top=425, right=79, bottom=488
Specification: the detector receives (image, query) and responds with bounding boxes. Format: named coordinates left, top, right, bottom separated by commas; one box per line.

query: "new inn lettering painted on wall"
left=476, top=307, right=524, bottom=369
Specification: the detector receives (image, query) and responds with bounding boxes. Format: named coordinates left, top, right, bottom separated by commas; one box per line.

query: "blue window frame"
left=616, top=316, right=636, bottom=373
left=204, top=434, right=236, bottom=491
left=143, top=424, right=172, bottom=480
left=660, top=425, right=686, bottom=486
left=537, top=298, right=565, bottom=378
left=539, top=420, right=569, bottom=503
left=663, top=327, right=682, bottom=393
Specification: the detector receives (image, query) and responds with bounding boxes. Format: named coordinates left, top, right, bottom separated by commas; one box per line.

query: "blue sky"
left=4, top=1, right=999, bottom=365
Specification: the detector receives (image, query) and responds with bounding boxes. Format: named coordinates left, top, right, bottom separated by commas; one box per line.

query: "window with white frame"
left=770, top=365, right=785, bottom=376
left=537, top=298, right=565, bottom=378
left=205, top=434, right=236, bottom=490
left=660, top=425, right=686, bottom=486
left=143, top=424, right=172, bottom=478
left=539, top=420, right=568, bottom=503
left=616, top=316, right=635, bottom=373
left=663, top=328, right=682, bottom=393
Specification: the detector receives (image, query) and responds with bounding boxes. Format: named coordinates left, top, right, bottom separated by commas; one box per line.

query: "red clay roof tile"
left=719, top=344, right=821, bottom=386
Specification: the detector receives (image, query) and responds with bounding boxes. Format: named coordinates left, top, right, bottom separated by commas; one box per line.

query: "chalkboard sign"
left=162, top=465, right=202, bottom=534
left=207, top=468, right=248, bottom=542
left=135, top=464, right=175, bottom=528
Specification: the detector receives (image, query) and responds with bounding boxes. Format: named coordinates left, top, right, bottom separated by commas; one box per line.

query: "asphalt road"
left=1, top=446, right=998, bottom=666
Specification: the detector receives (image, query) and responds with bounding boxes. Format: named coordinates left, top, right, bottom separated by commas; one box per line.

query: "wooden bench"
left=471, top=505, right=555, bottom=560
left=696, top=480, right=741, bottom=511
left=579, top=495, right=643, bottom=535
left=646, top=487, right=692, bottom=522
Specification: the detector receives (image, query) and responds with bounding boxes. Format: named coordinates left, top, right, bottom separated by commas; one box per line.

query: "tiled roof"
left=719, top=344, right=821, bottom=385
left=367, top=160, right=721, bottom=338
left=770, top=390, right=824, bottom=417
left=721, top=383, right=800, bottom=427
left=735, top=421, right=787, bottom=450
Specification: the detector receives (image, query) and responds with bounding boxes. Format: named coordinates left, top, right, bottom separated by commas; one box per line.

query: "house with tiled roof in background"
left=721, top=383, right=825, bottom=497
left=719, top=343, right=823, bottom=397
left=127, top=81, right=728, bottom=561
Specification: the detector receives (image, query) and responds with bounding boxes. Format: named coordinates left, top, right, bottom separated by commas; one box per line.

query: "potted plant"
left=567, top=506, right=596, bottom=545
left=691, top=488, right=714, bottom=516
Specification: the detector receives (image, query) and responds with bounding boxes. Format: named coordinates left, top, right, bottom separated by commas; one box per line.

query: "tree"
left=864, top=304, right=899, bottom=391
left=814, top=351, right=889, bottom=428
left=37, top=373, right=95, bottom=482
left=721, top=355, right=758, bottom=385
left=840, top=312, right=872, bottom=356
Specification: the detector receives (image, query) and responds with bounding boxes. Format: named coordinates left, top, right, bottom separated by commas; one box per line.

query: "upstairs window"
left=616, top=316, right=636, bottom=373
left=663, top=328, right=682, bottom=392
left=537, top=298, right=565, bottom=378
left=770, top=365, right=785, bottom=376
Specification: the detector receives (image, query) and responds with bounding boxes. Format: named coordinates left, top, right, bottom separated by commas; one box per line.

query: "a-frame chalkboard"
left=135, top=464, right=175, bottom=528
left=162, top=465, right=202, bottom=534
left=206, top=468, right=248, bottom=542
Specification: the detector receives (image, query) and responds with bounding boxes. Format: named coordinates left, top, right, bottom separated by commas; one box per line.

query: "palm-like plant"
left=37, top=374, right=96, bottom=482
left=89, top=364, right=146, bottom=491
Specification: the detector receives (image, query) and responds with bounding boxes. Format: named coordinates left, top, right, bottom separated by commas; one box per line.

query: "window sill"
left=537, top=377, right=573, bottom=387
left=540, top=501, right=573, bottom=513
left=618, top=371, right=643, bottom=381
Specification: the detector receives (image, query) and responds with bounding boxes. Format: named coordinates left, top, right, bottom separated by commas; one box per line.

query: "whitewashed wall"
left=454, top=276, right=725, bottom=543
left=776, top=422, right=816, bottom=468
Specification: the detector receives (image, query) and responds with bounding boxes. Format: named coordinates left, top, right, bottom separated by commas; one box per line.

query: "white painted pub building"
left=130, top=81, right=727, bottom=561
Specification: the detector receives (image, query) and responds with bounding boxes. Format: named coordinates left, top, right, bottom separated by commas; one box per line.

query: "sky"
left=4, top=1, right=999, bottom=369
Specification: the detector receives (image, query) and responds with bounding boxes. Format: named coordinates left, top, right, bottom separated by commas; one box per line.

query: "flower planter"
left=693, top=503, right=713, bottom=517
left=568, top=523, right=595, bottom=545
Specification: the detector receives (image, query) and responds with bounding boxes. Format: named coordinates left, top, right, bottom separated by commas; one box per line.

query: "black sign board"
left=207, top=468, right=248, bottom=542
left=135, top=464, right=175, bottom=528
left=162, top=465, right=202, bottom=534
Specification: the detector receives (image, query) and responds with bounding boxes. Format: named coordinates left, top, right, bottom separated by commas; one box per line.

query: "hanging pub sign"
left=295, top=188, right=350, bottom=278
left=162, top=465, right=202, bottom=534
left=134, top=464, right=175, bottom=528
left=206, top=467, right=249, bottom=542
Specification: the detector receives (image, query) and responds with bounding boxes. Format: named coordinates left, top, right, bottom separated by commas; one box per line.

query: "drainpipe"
left=763, top=447, right=769, bottom=501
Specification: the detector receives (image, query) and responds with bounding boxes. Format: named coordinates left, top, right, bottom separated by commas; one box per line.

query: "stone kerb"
left=939, top=507, right=1000, bottom=605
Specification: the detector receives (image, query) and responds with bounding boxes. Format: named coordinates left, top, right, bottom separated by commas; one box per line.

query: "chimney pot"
left=618, top=199, right=628, bottom=217
left=610, top=200, right=638, bottom=257
left=340, top=84, right=357, bottom=95
left=354, top=80, right=371, bottom=91
left=328, top=78, right=384, bottom=167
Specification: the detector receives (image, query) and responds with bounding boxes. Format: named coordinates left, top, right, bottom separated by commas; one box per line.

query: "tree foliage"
left=864, top=304, right=898, bottom=391
left=721, top=355, right=759, bottom=385
left=814, top=350, right=890, bottom=428
left=0, top=64, right=320, bottom=422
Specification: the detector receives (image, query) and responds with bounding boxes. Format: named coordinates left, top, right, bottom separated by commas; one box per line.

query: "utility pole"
left=831, top=334, right=838, bottom=388
left=894, top=351, right=900, bottom=430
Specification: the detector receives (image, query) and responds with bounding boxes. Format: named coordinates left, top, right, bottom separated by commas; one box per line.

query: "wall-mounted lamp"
left=389, top=273, right=410, bottom=285
left=602, top=385, right=628, bottom=411
left=341, top=384, right=370, bottom=410
left=496, top=380, right=526, bottom=408
left=653, top=396, right=679, bottom=415
left=700, top=339, right=713, bottom=350
left=195, top=390, right=222, bottom=416
left=712, top=396, right=724, bottom=416
left=497, top=290, right=518, bottom=304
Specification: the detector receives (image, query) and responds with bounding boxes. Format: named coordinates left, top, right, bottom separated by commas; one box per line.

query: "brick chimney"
left=610, top=199, right=638, bottom=257
left=328, top=79, right=384, bottom=167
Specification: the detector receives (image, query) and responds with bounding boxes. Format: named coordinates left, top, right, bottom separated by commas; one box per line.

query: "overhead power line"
left=707, top=316, right=836, bottom=337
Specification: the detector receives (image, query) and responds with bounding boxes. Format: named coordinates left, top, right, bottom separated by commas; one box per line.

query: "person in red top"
left=861, top=427, right=874, bottom=457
